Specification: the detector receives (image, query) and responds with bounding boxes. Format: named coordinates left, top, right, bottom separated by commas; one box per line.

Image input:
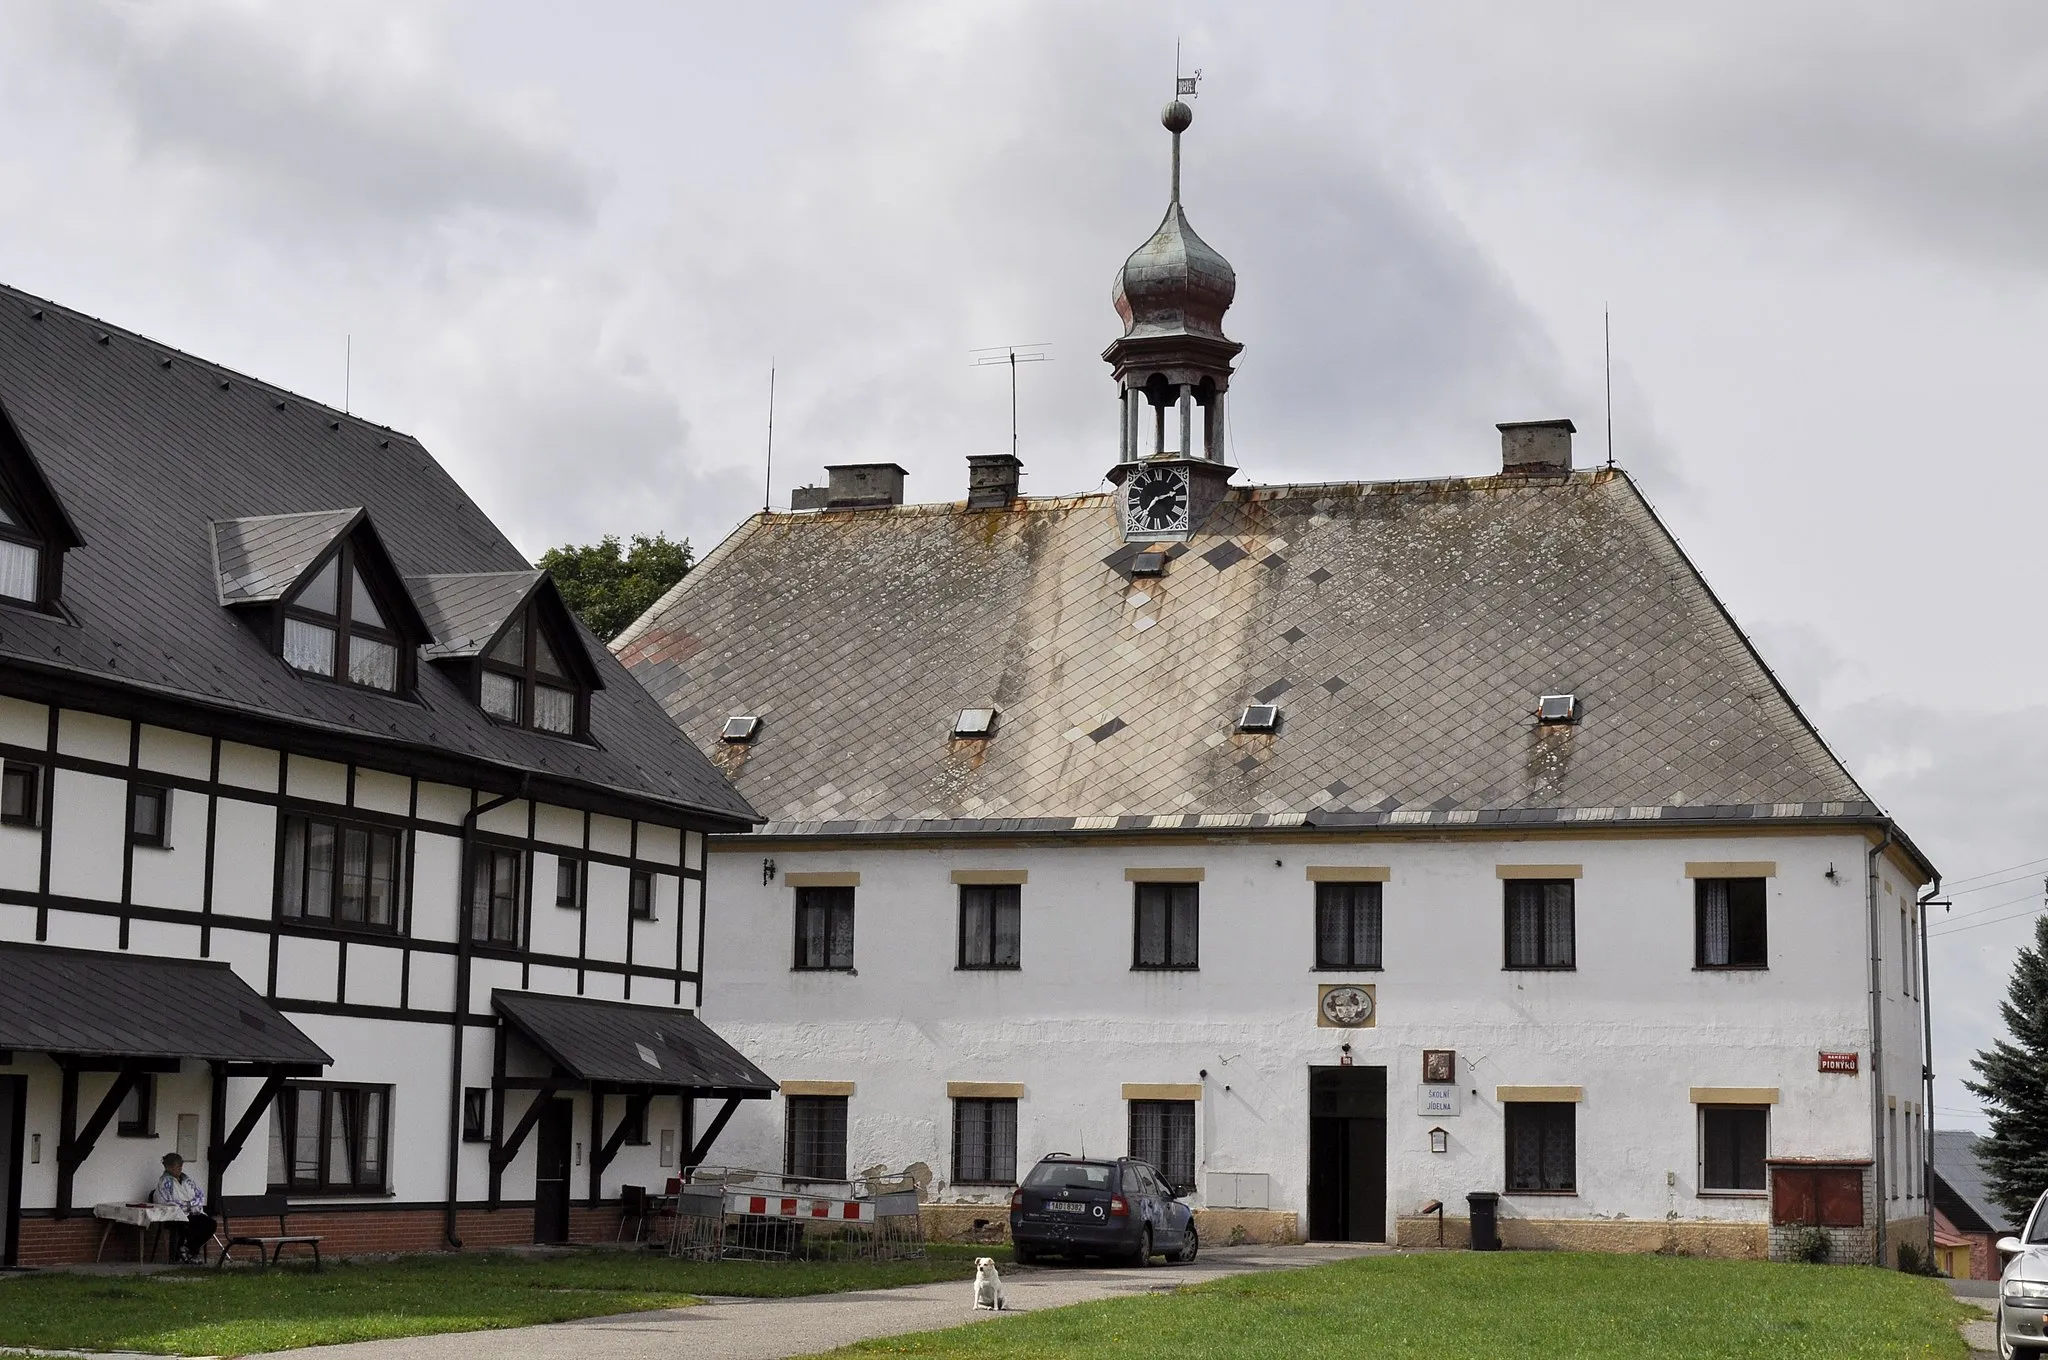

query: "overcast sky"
left=2, top=1, right=2044, bottom=1131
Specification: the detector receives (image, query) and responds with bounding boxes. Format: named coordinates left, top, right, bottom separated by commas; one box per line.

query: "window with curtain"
left=1315, top=881, right=1382, bottom=969
left=952, top=1098, right=1018, bottom=1184
left=468, top=845, right=523, bottom=945
left=477, top=606, right=586, bottom=737
left=1133, top=882, right=1198, bottom=969
left=1128, top=1099, right=1197, bottom=1193
left=1504, top=880, right=1575, bottom=969
left=1695, top=877, right=1767, bottom=969
left=1700, top=1106, right=1767, bottom=1191
left=0, top=487, right=44, bottom=605
left=279, top=813, right=403, bottom=931
left=958, top=884, right=1022, bottom=969
left=265, top=1082, right=389, bottom=1193
left=1505, top=1101, right=1575, bottom=1192
left=794, top=886, right=855, bottom=970
left=280, top=544, right=405, bottom=694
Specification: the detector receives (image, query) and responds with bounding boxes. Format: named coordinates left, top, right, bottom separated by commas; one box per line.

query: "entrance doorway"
left=1308, top=1065, right=1386, bottom=1242
left=0, top=1075, right=23, bottom=1267
left=533, top=1098, right=573, bottom=1245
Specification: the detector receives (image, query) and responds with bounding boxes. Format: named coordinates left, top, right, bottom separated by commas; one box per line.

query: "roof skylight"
left=953, top=707, right=998, bottom=738
left=722, top=715, right=762, bottom=743
left=1537, top=694, right=1577, bottom=724
left=1238, top=704, right=1280, bottom=733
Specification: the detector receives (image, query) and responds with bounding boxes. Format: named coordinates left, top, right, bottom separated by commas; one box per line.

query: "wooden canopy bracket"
left=54, top=1063, right=143, bottom=1218
left=589, top=1090, right=652, bottom=1207
left=205, top=1065, right=288, bottom=1204
left=685, top=1096, right=744, bottom=1170
left=488, top=1084, right=560, bottom=1206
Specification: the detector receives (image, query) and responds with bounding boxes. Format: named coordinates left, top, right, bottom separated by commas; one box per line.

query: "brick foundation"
left=16, top=1202, right=637, bottom=1267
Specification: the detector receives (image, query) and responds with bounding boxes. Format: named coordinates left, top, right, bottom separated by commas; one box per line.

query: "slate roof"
left=493, top=989, right=776, bottom=1094
left=617, top=467, right=1924, bottom=862
left=1932, top=1129, right=2012, bottom=1234
left=0, top=941, right=330, bottom=1065
left=0, top=284, right=754, bottom=828
left=408, top=571, right=546, bottom=660
left=212, top=509, right=360, bottom=604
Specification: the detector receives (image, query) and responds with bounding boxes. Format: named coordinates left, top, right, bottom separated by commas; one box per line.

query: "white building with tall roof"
left=618, top=98, right=1937, bottom=1264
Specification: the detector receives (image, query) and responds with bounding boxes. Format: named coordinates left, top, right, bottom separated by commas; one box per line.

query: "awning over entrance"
left=487, top=990, right=777, bottom=1207
left=0, top=942, right=332, bottom=1066
left=491, top=990, right=775, bottom=1097
left=0, top=942, right=331, bottom=1215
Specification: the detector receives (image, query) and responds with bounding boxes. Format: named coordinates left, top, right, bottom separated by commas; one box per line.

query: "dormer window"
left=479, top=608, right=584, bottom=736
left=282, top=544, right=404, bottom=693
left=0, top=488, right=42, bottom=605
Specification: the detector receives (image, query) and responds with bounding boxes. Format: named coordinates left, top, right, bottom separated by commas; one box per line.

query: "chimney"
left=1497, top=419, right=1576, bottom=475
left=824, top=463, right=908, bottom=509
left=789, top=484, right=829, bottom=511
left=965, top=454, right=1022, bottom=509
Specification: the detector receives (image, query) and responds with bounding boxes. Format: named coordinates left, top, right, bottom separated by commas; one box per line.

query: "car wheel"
left=1013, top=1245, right=1037, bottom=1266
left=1176, top=1221, right=1199, bottom=1264
left=1128, top=1228, right=1153, bottom=1267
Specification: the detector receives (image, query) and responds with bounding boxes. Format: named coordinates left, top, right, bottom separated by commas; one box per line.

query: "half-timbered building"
left=0, top=283, right=771, bottom=1266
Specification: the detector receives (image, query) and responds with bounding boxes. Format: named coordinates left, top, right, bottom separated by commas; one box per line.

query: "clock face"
left=1123, top=464, right=1191, bottom=538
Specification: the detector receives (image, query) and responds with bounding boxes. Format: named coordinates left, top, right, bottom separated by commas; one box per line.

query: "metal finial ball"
left=1162, top=100, right=1194, bottom=133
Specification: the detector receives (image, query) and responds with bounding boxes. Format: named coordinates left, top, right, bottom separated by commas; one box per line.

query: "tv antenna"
left=969, top=344, right=1049, bottom=460
left=344, top=334, right=351, bottom=414
left=1603, top=307, right=1614, bottom=469
left=763, top=361, right=776, bottom=512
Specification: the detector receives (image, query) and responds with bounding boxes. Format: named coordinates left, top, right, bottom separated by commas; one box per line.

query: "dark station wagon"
left=1009, top=1154, right=1198, bottom=1265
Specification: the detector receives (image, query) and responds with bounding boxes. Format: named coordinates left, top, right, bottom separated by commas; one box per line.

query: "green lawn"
left=816, top=1252, right=1972, bottom=1360
left=0, top=1244, right=1004, bottom=1357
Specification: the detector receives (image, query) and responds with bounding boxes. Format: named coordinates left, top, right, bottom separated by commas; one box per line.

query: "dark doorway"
left=533, top=1097, right=573, bottom=1245
left=0, top=1075, right=24, bottom=1268
left=1308, top=1065, right=1386, bottom=1242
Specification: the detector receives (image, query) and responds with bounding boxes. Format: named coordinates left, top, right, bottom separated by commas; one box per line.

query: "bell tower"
left=1105, top=93, right=1242, bottom=541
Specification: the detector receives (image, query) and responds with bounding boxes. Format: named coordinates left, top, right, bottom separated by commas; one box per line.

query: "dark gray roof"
left=409, top=571, right=544, bottom=660
left=212, top=509, right=360, bottom=604
left=0, top=284, right=754, bottom=828
left=494, top=990, right=775, bottom=1095
left=618, top=469, right=1920, bottom=859
left=0, top=941, right=330, bottom=1065
left=1933, top=1129, right=2011, bottom=1234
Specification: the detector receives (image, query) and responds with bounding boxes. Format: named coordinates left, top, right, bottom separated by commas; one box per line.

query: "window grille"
left=1315, top=882, right=1382, bottom=969
left=784, top=1096, right=848, bottom=1180
left=1504, top=880, right=1574, bottom=969
left=1128, top=1100, right=1196, bottom=1194
left=953, top=1098, right=1018, bottom=1184
left=1505, top=1101, right=1575, bottom=1192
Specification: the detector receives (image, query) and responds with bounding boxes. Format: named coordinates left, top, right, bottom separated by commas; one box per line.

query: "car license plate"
left=1048, top=1201, right=1089, bottom=1215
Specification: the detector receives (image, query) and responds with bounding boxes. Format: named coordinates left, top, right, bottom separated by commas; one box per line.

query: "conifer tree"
left=1967, top=911, right=2048, bottom=1224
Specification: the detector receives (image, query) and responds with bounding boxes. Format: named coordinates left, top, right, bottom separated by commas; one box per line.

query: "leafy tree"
left=1967, top=911, right=2048, bottom=1224
left=536, top=533, right=693, bottom=642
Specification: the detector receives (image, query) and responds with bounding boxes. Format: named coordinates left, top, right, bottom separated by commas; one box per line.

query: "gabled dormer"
left=408, top=571, right=604, bottom=739
left=0, top=395, right=85, bottom=611
left=212, top=508, right=429, bottom=695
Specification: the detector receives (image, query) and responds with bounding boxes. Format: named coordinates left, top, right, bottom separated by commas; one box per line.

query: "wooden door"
left=533, top=1098, right=573, bottom=1244
left=0, top=1075, right=23, bottom=1267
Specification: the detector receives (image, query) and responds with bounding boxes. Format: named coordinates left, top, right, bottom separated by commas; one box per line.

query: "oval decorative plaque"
left=1318, top=984, right=1376, bottom=1028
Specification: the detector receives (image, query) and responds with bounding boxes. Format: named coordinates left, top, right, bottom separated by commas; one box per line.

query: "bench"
left=215, top=1193, right=323, bottom=1269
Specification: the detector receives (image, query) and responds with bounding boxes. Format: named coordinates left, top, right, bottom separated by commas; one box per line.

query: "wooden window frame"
left=784, top=1095, right=849, bottom=1181
left=952, top=1097, right=1019, bottom=1185
left=554, top=856, right=583, bottom=911
left=1699, top=1105, right=1769, bottom=1194
left=1694, top=877, right=1768, bottom=970
left=468, top=843, right=525, bottom=948
left=0, top=760, right=41, bottom=828
left=629, top=868, right=656, bottom=921
left=793, top=885, right=855, bottom=971
left=461, top=1088, right=489, bottom=1143
left=1132, top=881, right=1199, bottom=971
left=1504, top=1100, right=1576, bottom=1193
left=0, top=480, right=55, bottom=610
left=277, top=811, right=406, bottom=935
left=278, top=539, right=411, bottom=696
left=129, top=782, right=170, bottom=849
left=116, top=1074, right=156, bottom=1138
left=476, top=605, right=590, bottom=740
left=1314, top=881, right=1383, bottom=970
left=267, top=1081, right=391, bottom=1196
left=1503, top=880, right=1575, bottom=970
left=957, top=883, right=1022, bottom=970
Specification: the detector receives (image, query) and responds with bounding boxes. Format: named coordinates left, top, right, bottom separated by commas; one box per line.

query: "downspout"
left=1920, top=876, right=1939, bottom=1266
left=445, top=782, right=525, bottom=1249
left=1866, top=822, right=1893, bottom=1268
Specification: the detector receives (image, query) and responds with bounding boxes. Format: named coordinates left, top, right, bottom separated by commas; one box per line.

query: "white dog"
left=972, top=1256, right=1007, bottom=1311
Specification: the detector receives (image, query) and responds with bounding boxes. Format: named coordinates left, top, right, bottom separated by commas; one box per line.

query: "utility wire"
left=1929, top=904, right=2045, bottom=939
left=1942, top=853, right=2048, bottom=890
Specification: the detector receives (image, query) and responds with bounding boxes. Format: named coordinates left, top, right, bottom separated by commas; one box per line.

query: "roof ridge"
left=213, top=507, right=363, bottom=527
left=0, top=280, right=417, bottom=442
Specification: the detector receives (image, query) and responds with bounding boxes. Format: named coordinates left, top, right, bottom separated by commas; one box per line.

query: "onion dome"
left=1110, top=100, right=1237, bottom=341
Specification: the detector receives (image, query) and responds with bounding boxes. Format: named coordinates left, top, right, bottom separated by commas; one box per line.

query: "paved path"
left=257, top=1244, right=1379, bottom=1360
left=1953, top=1280, right=1996, bottom=1359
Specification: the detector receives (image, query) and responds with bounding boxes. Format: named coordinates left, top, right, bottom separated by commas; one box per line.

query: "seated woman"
left=150, top=1152, right=215, bottom=1263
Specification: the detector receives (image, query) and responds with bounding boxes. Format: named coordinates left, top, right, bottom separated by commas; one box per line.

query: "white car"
left=1998, top=1190, right=2048, bottom=1358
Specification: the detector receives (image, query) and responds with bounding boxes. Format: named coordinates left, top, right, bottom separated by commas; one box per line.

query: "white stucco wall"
left=702, top=830, right=1929, bottom=1237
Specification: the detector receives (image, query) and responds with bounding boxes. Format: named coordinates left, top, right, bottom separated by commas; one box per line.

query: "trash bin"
left=1467, top=1191, right=1501, bottom=1251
